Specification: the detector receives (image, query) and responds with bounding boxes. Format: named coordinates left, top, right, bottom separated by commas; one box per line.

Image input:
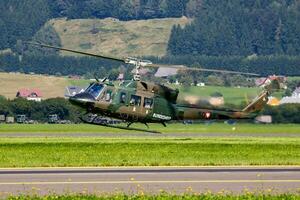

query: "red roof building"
left=16, top=89, right=42, bottom=102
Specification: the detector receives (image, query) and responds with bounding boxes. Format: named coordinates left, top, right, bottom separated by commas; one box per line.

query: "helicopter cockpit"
left=85, top=83, right=104, bottom=99
left=68, top=83, right=105, bottom=107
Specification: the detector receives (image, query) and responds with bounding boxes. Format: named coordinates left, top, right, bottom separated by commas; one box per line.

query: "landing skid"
left=79, top=116, right=161, bottom=134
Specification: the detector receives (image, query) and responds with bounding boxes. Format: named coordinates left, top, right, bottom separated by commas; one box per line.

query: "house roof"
left=17, top=89, right=42, bottom=98
left=155, top=67, right=179, bottom=77
left=255, top=78, right=267, bottom=86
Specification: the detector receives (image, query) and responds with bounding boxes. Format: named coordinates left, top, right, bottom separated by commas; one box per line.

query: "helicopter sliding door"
left=117, top=91, right=131, bottom=120
left=116, top=90, right=154, bottom=122
left=129, top=95, right=154, bottom=121
left=116, top=92, right=142, bottom=121
left=128, top=94, right=143, bottom=121
left=152, top=97, right=173, bottom=122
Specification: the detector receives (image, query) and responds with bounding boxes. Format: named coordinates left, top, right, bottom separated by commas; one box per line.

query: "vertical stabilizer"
left=242, top=76, right=286, bottom=113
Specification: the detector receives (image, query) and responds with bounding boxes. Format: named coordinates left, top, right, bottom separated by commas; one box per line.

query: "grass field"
left=0, top=72, right=70, bottom=99
left=0, top=123, right=300, bottom=134
left=288, top=76, right=300, bottom=81
left=0, top=72, right=92, bottom=99
left=177, top=85, right=261, bottom=105
left=0, top=72, right=265, bottom=105
left=0, top=72, right=95, bottom=99
left=50, top=17, right=191, bottom=57
left=0, top=137, right=299, bottom=167
left=6, top=194, right=300, bottom=200
left=0, top=124, right=299, bottom=167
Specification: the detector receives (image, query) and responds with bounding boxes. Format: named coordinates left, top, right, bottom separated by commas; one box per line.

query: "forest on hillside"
left=168, top=0, right=300, bottom=56
left=0, top=0, right=300, bottom=79
left=0, top=0, right=194, bottom=50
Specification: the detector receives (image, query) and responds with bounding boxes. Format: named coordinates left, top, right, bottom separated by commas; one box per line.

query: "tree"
left=0, top=19, right=8, bottom=49
left=167, top=0, right=300, bottom=56
left=166, top=0, right=189, bottom=17
left=0, top=96, right=11, bottom=115
left=206, top=75, right=224, bottom=86
left=25, top=24, right=61, bottom=56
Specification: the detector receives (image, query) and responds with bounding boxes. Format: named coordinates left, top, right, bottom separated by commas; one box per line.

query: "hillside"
left=0, top=0, right=195, bottom=50
left=168, top=0, right=300, bottom=56
left=49, top=17, right=191, bottom=57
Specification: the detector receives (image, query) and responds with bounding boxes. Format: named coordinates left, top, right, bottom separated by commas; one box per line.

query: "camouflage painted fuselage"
left=69, top=78, right=282, bottom=124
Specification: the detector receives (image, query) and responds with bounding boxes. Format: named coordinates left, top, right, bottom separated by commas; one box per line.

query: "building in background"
left=280, top=87, right=300, bottom=104
left=16, top=89, right=42, bottom=102
left=155, top=67, right=179, bottom=78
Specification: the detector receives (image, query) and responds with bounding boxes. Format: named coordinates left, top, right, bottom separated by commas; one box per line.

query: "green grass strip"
left=0, top=124, right=300, bottom=134
left=0, top=138, right=299, bottom=167
left=6, top=194, right=300, bottom=200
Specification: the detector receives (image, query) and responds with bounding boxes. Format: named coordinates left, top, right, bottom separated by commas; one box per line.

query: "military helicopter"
left=27, top=42, right=286, bottom=133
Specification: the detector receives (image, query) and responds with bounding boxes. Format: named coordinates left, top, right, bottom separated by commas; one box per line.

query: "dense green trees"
left=148, top=54, right=300, bottom=76
left=2, top=0, right=300, bottom=57
left=168, top=0, right=300, bottom=56
left=56, top=0, right=191, bottom=20
left=0, top=0, right=50, bottom=50
left=0, top=0, right=300, bottom=82
left=0, top=97, right=81, bottom=122
left=0, top=54, right=122, bottom=78
left=0, top=0, right=193, bottom=50
left=263, top=104, right=300, bottom=123
left=0, top=53, right=299, bottom=77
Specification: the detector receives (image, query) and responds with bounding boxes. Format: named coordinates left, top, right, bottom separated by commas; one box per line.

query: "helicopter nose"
left=69, top=92, right=96, bottom=106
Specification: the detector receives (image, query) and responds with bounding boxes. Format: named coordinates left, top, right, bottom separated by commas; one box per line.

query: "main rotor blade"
left=148, top=64, right=260, bottom=76
left=26, top=42, right=260, bottom=76
left=25, top=42, right=125, bottom=63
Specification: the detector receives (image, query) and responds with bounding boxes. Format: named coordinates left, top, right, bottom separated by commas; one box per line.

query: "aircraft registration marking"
left=153, top=113, right=171, bottom=120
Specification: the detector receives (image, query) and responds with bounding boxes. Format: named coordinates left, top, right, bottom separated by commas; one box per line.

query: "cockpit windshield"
left=85, top=83, right=104, bottom=98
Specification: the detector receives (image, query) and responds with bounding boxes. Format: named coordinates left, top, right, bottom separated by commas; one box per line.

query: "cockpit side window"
left=120, top=92, right=127, bottom=104
left=144, top=97, right=153, bottom=109
left=101, top=89, right=113, bottom=102
left=130, top=95, right=141, bottom=106
left=86, top=83, right=104, bottom=99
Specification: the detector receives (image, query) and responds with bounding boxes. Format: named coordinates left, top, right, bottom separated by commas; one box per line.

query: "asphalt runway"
left=0, top=167, right=299, bottom=196
left=1, top=132, right=300, bottom=138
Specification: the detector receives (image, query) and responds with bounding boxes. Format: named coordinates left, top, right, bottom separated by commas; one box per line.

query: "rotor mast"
left=124, top=57, right=153, bottom=81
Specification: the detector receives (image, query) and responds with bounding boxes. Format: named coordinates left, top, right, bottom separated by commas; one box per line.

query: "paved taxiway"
left=0, top=167, right=299, bottom=196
